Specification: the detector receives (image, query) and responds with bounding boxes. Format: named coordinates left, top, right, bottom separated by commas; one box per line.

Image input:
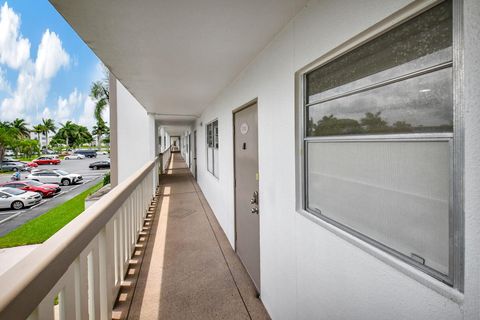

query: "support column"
left=109, top=72, right=119, bottom=187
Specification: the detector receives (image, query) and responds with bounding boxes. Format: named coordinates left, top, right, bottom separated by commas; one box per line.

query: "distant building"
left=29, top=132, right=48, bottom=148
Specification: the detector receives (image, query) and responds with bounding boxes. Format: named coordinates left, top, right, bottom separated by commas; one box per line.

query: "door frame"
left=188, top=132, right=191, bottom=168
left=193, top=130, right=198, bottom=180
left=170, top=135, right=181, bottom=153
left=232, top=98, right=260, bottom=292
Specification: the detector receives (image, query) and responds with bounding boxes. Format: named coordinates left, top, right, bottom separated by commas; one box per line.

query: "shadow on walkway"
left=113, top=153, right=270, bottom=320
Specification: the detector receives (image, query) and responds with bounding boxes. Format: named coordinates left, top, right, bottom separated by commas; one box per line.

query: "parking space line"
left=0, top=211, right=24, bottom=225
left=28, top=200, right=47, bottom=210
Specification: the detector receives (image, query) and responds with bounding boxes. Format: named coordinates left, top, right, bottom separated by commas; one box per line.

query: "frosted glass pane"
left=207, top=147, right=214, bottom=173
left=307, top=141, right=450, bottom=274
left=307, top=68, right=453, bottom=136
left=213, top=148, right=219, bottom=177
left=306, top=0, right=452, bottom=100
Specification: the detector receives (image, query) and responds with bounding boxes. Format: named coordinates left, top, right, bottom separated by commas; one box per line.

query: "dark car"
left=1, top=180, right=61, bottom=198
left=0, top=161, right=27, bottom=172
left=75, top=149, right=97, bottom=158
left=89, top=160, right=110, bottom=170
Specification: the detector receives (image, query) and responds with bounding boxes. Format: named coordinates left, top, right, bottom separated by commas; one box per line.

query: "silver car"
left=0, top=187, right=42, bottom=210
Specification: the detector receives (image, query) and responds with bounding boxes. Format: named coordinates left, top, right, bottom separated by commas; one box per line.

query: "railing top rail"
left=159, top=145, right=171, bottom=156
left=0, top=158, right=157, bottom=320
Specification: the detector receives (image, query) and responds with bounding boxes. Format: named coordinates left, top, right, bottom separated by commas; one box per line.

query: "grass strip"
left=0, top=181, right=103, bottom=248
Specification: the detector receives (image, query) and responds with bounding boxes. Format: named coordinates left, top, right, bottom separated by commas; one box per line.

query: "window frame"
left=206, top=119, right=219, bottom=178
left=295, top=0, right=464, bottom=292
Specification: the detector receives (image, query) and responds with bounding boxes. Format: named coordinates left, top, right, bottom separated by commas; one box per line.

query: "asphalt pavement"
left=0, top=155, right=109, bottom=237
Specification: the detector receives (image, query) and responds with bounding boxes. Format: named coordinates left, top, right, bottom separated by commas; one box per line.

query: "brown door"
left=234, top=103, right=260, bottom=291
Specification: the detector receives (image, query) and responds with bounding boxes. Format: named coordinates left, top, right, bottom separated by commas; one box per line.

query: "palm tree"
left=0, top=122, right=19, bottom=161
left=32, top=124, right=45, bottom=144
left=90, top=72, right=109, bottom=123
left=92, top=120, right=108, bottom=147
left=58, top=121, right=76, bottom=147
left=11, top=118, right=30, bottom=138
left=75, top=126, right=93, bottom=146
left=42, top=118, right=57, bottom=148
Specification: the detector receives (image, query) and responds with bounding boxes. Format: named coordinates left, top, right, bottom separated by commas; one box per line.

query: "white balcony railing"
left=0, top=156, right=163, bottom=320
left=160, top=146, right=171, bottom=174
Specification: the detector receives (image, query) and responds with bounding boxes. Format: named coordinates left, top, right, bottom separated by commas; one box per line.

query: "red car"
left=26, top=162, right=38, bottom=168
left=0, top=180, right=61, bottom=198
left=33, top=157, right=61, bottom=165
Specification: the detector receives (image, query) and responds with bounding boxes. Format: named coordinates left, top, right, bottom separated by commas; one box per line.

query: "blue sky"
left=0, top=1, right=106, bottom=129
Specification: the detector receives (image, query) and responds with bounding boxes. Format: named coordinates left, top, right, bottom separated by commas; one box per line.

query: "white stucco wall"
left=159, top=127, right=172, bottom=154
left=116, top=80, right=156, bottom=183
left=181, top=130, right=193, bottom=168
left=192, top=0, right=479, bottom=319
left=462, top=0, right=480, bottom=318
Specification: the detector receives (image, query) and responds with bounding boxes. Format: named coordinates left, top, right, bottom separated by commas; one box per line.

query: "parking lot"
left=0, top=155, right=109, bottom=236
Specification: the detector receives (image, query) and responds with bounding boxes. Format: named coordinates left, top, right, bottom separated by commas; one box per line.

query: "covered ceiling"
left=161, top=125, right=193, bottom=136
left=50, top=0, right=307, bottom=119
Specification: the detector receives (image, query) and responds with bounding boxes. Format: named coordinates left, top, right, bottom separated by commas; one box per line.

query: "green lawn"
left=18, top=156, right=37, bottom=162
left=0, top=181, right=103, bottom=248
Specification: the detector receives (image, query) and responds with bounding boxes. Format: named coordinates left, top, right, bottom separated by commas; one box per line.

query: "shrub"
left=103, top=172, right=111, bottom=186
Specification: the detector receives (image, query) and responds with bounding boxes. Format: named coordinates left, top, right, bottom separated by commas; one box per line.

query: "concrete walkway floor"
left=113, top=153, right=270, bottom=320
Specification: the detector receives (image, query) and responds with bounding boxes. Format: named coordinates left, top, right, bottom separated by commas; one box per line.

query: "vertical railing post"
left=0, top=159, right=159, bottom=320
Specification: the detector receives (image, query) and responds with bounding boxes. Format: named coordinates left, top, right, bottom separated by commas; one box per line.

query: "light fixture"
left=419, top=89, right=431, bottom=93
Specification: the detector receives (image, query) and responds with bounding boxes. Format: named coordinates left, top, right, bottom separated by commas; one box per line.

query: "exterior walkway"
left=114, top=153, right=270, bottom=320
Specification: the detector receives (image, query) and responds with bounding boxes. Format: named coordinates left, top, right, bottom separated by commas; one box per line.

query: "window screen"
left=302, top=0, right=454, bottom=283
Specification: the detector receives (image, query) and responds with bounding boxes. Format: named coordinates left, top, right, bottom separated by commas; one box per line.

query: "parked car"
left=25, top=161, right=39, bottom=169
left=75, top=149, right=97, bottom=158
left=42, top=154, right=59, bottom=159
left=40, top=149, right=56, bottom=155
left=64, top=154, right=85, bottom=160
left=0, top=180, right=61, bottom=198
left=89, top=160, right=110, bottom=170
left=27, top=169, right=83, bottom=186
left=0, top=161, right=27, bottom=172
left=0, top=187, right=42, bottom=210
left=96, top=150, right=108, bottom=155
left=32, top=156, right=61, bottom=165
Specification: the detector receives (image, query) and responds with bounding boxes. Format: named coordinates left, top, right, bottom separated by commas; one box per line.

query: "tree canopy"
left=52, top=121, right=93, bottom=147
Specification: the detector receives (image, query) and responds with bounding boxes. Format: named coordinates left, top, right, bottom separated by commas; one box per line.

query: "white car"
left=64, top=154, right=85, bottom=160
left=96, top=151, right=108, bottom=155
left=0, top=187, right=42, bottom=210
left=27, top=169, right=83, bottom=186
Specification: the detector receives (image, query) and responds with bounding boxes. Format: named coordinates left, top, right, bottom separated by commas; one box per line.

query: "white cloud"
left=102, top=105, right=110, bottom=124
left=0, top=2, right=30, bottom=69
left=42, top=106, right=52, bottom=119
left=0, top=9, right=70, bottom=121
left=77, top=61, right=109, bottom=129
left=0, top=4, right=102, bottom=128
left=78, top=96, right=96, bottom=129
left=56, top=88, right=82, bottom=121
left=38, top=88, right=84, bottom=125
left=1, top=63, right=49, bottom=121
left=77, top=95, right=110, bottom=131
left=0, top=67, right=11, bottom=93
left=35, top=29, right=69, bottom=80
